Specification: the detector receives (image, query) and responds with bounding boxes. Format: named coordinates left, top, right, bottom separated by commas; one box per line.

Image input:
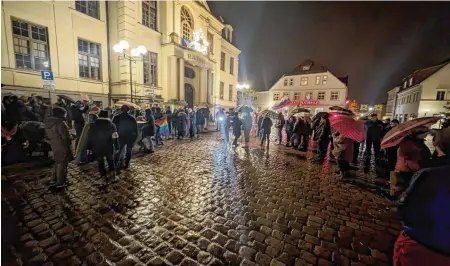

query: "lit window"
left=273, top=93, right=279, bottom=101
left=230, top=57, right=234, bottom=75
left=315, top=76, right=321, bottom=85
left=181, top=6, right=193, bottom=40
left=283, top=78, right=288, bottom=86
left=409, top=77, right=413, bottom=86
left=283, top=92, right=290, bottom=98
left=305, top=92, right=312, bottom=100
left=322, top=75, right=328, bottom=85
left=330, top=92, right=339, bottom=101
left=293, top=92, right=301, bottom=100
left=12, top=19, right=50, bottom=71
left=78, top=39, right=101, bottom=80
left=207, top=32, right=214, bottom=55
left=404, top=81, right=407, bottom=88
left=300, top=77, right=308, bottom=86
left=229, top=85, right=233, bottom=101
left=143, top=52, right=157, bottom=85
left=142, top=0, right=157, bottom=30
left=317, top=92, right=325, bottom=100
left=219, top=82, right=224, bottom=99
left=289, top=78, right=294, bottom=86
left=76, top=0, right=99, bottom=19
left=220, top=52, right=225, bottom=71
left=436, top=91, right=445, bottom=100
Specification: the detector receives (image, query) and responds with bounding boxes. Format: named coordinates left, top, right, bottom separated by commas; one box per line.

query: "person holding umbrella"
left=275, top=112, right=285, bottom=145
left=311, top=113, right=331, bottom=163
left=328, top=113, right=366, bottom=179
left=260, top=114, right=273, bottom=147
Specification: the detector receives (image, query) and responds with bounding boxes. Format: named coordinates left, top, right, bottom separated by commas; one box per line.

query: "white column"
left=199, top=68, right=207, bottom=104
left=179, top=58, right=185, bottom=101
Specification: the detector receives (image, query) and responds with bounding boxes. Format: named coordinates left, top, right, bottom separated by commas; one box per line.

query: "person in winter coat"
left=112, top=105, right=138, bottom=170
left=189, top=108, right=197, bottom=139
left=138, top=109, right=156, bottom=153
left=216, top=108, right=225, bottom=131
left=196, top=107, right=205, bottom=135
left=176, top=107, right=188, bottom=140
left=165, top=106, right=172, bottom=136
left=285, top=116, right=296, bottom=147
left=44, top=107, right=73, bottom=188
left=312, top=114, right=331, bottom=163
left=232, top=114, right=242, bottom=146
left=257, top=114, right=264, bottom=140
left=260, top=115, right=273, bottom=146
left=153, top=107, right=164, bottom=145
left=364, top=113, right=384, bottom=159
left=395, top=128, right=431, bottom=190
left=332, top=130, right=354, bottom=179
left=275, top=112, right=286, bottom=145
left=242, top=112, right=253, bottom=146
left=69, top=101, right=89, bottom=148
left=393, top=144, right=450, bottom=266
left=383, top=119, right=400, bottom=171
left=291, top=117, right=309, bottom=149
left=87, top=110, right=119, bottom=182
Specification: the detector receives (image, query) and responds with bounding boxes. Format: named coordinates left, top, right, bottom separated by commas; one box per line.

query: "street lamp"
left=113, top=40, right=147, bottom=102
left=236, top=83, right=250, bottom=106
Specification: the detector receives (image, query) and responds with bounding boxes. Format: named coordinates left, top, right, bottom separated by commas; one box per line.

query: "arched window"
left=181, top=6, right=193, bottom=40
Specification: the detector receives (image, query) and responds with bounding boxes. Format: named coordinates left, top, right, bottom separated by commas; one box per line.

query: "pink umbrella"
left=329, top=114, right=366, bottom=142
left=381, top=116, right=440, bottom=150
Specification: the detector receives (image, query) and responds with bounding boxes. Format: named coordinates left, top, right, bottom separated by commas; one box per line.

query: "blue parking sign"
left=40, top=70, right=53, bottom=81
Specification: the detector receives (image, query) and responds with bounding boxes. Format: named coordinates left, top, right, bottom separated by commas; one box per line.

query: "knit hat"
left=98, top=110, right=109, bottom=118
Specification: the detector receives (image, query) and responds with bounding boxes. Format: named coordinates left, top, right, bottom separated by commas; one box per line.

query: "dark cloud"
left=209, top=1, right=450, bottom=104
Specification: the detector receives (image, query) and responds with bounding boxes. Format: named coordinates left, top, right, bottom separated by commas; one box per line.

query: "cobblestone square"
left=2, top=133, right=401, bottom=266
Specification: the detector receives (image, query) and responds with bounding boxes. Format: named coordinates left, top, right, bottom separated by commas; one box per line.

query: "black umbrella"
left=291, top=107, right=310, bottom=114
left=259, top=109, right=278, bottom=120
left=312, top=112, right=329, bottom=120
left=57, top=95, right=76, bottom=104
left=236, top=105, right=254, bottom=113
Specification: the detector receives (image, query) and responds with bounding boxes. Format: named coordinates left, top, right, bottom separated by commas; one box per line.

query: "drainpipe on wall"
left=106, top=1, right=112, bottom=106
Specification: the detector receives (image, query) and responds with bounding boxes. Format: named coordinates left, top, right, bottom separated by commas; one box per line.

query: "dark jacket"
left=365, top=119, right=384, bottom=141
left=257, top=116, right=264, bottom=132
left=112, top=112, right=138, bottom=142
left=285, top=117, right=296, bottom=134
left=190, top=111, right=197, bottom=127
left=196, top=111, right=205, bottom=126
left=261, top=117, right=273, bottom=134
left=176, top=111, right=188, bottom=132
left=232, top=117, right=242, bottom=136
left=87, top=118, right=117, bottom=157
left=44, top=116, right=72, bottom=164
left=312, top=118, right=331, bottom=142
left=398, top=165, right=450, bottom=254
left=142, top=110, right=156, bottom=137
left=69, top=105, right=88, bottom=125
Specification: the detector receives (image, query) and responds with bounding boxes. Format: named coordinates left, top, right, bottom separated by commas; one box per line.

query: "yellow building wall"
left=1, top=1, right=109, bottom=102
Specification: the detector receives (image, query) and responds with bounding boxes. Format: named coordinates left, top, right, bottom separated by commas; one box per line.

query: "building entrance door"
left=184, top=84, right=194, bottom=108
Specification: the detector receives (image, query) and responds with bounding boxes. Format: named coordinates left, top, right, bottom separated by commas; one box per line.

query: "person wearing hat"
left=44, top=107, right=73, bottom=188
left=87, top=110, right=119, bottom=182
left=77, top=106, right=100, bottom=164
left=112, top=105, right=138, bottom=170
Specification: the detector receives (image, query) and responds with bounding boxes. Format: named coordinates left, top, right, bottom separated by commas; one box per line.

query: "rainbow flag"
left=273, top=96, right=290, bottom=109
left=155, top=116, right=169, bottom=136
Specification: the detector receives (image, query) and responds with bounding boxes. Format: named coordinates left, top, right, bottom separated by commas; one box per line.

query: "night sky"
left=208, top=1, right=450, bottom=104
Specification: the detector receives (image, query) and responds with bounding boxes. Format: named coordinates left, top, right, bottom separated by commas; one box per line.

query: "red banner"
left=288, top=100, right=320, bottom=106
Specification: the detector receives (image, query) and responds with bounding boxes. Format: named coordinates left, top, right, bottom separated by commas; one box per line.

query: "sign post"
left=41, top=70, right=54, bottom=109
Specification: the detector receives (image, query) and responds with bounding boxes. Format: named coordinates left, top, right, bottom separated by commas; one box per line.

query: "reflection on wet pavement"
left=2, top=132, right=401, bottom=266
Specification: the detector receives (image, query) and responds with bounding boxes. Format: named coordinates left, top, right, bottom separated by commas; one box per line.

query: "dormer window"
left=409, top=77, right=413, bottom=86
left=403, top=80, right=407, bottom=88
left=302, top=65, right=310, bottom=71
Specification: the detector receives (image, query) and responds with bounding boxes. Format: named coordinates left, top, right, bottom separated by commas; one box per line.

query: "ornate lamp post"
left=113, top=40, right=147, bottom=103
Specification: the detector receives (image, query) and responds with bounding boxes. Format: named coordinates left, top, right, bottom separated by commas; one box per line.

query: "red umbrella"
left=329, top=114, right=366, bottom=142
left=381, top=116, right=440, bottom=150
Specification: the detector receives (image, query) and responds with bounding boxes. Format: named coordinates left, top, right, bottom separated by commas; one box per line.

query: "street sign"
left=43, top=84, right=55, bottom=91
left=40, top=70, right=53, bottom=81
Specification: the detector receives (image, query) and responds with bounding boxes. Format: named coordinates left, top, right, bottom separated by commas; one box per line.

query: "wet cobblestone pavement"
left=2, top=132, right=401, bottom=266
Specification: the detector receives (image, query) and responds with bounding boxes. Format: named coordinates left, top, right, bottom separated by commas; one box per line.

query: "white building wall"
left=394, top=64, right=450, bottom=121
left=268, top=71, right=348, bottom=114
left=386, top=86, right=400, bottom=117
left=252, top=91, right=270, bottom=112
